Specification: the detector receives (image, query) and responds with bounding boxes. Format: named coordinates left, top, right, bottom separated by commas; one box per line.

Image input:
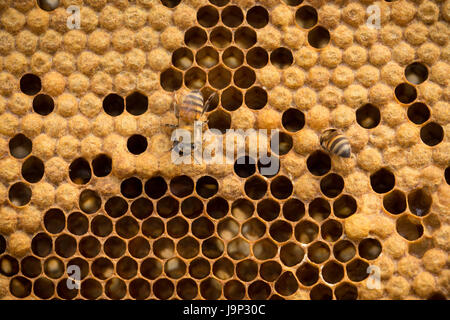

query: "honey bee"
left=320, top=129, right=351, bottom=158
left=170, top=90, right=217, bottom=153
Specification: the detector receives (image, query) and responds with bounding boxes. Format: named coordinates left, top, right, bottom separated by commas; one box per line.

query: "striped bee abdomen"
left=179, top=90, right=204, bottom=122
left=320, top=129, right=351, bottom=158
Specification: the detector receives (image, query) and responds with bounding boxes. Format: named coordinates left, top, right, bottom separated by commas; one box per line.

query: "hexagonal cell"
left=167, top=216, right=189, bottom=238
left=130, top=197, right=153, bottom=220
left=253, top=238, right=277, bottom=260
left=224, top=280, right=245, bottom=299
left=172, top=47, right=194, bottom=71
left=193, top=217, right=215, bottom=239
left=189, top=258, right=210, bottom=279
left=129, top=236, right=150, bottom=258
left=0, top=255, right=19, bottom=276
left=322, top=260, right=344, bottom=284
left=295, top=5, right=318, bottom=29
left=420, top=122, right=444, bottom=146
left=126, top=92, right=148, bottom=115
left=10, top=276, right=32, bottom=298
left=20, top=73, right=42, bottom=96
left=116, top=216, right=139, bottom=239
left=210, top=26, right=232, bottom=48
left=383, top=189, right=407, bottom=215
left=249, top=280, right=271, bottom=299
left=405, top=62, right=428, bottom=85
left=91, top=215, right=113, bottom=237
left=245, top=86, right=267, bottom=110
left=218, top=217, right=239, bottom=240
left=395, top=83, right=417, bottom=104
left=334, top=283, right=358, bottom=300
left=185, top=27, right=208, bottom=49
left=309, top=198, right=331, bottom=222
left=283, top=198, right=305, bottom=221
left=130, top=279, right=151, bottom=300
left=308, top=26, right=330, bottom=49
left=231, top=198, right=254, bottom=221
left=407, top=102, right=430, bottom=125
left=104, top=236, right=126, bottom=259
left=222, top=5, right=244, bottom=28
left=181, top=196, right=204, bottom=219
left=44, top=208, right=65, bottom=234
left=221, top=86, right=242, bottom=112
left=177, top=279, right=198, bottom=300
left=396, top=215, right=424, bottom=241
left=142, top=217, right=165, bottom=239
left=141, top=258, right=163, bottom=280
left=269, top=220, right=292, bottom=242
left=320, top=173, right=344, bottom=198
left=170, top=175, right=194, bottom=198
left=408, top=188, right=432, bottom=217
left=295, top=220, right=318, bottom=244
left=207, top=109, right=231, bottom=133
left=200, top=278, right=221, bottom=299
left=196, top=176, right=219, bottom=198
left=310, top=283, right=332, bottom=300
left=103, top=93, right=124, bottom=117
left=321, top=219, right=343, bottom=242
left=236, top=259, right=258, bottom=282
left=308, top=241, right=330, bottom=264
left=275, top=271, right=298, bottom=296
left=202, top=237, right=224, bottom=259
left=246, top=6, right=269, bottom=29
left=79, top=236, right=101, bottom=258
left=257, top=198, right=280, bottom=221
left=296, top=263, right=319, bottom=287
left=333, top=240, right=356, bottom=263
left=9, top=134, right=32, bottom=159
left=234, top=27, right=256, bottom=49
left=185, top=67, right=207, bottom=89
left=346, top=258, right=369, bottom=282
left=31, top=233, right=53, bottom=258
left=206, top=196, right=229, bottom=219
left=195, top=47, right=219, bottom=69
left=33, top=94, right=54, bottom=116
left=165, top=257, right=187, bottom=279
left=160, top=68, right=183, bottom=92
left=8, top=182, right=32, bottom=207
left=67, top=257, right=89, bottom=281
left=242, top=217, right=266, bottom=241
left=197, top=6, right=219, bottom=28
left=212, top=257, right=234, bottom=280
left=145, top=177, right=168, bottom=199
left=271, top=131, right=293, bottom=156
left=127, top=134, right=148, bottom=155
left=32, top=278, right=56, bottom=299
left=208, top=65, right=232, bottom=89
left=105, top=278, right=127, bottom=299
left=54, top=234, right=77, bottom=258
left=282, top=108, right=305, bottom=132
left=69, top=158, right=92, bottom=185
left=21, top=156, right=44, bottom=184
left=333, top=195, right=357, bottom=218
left=307, top=151, right=331, bottom=176
left=271, top=48, right=294, bottom=69
left=121, top=177, right=143, bottom=199
left=79, top=189, right=102, bottom=214
left=80, top=278, right=102, bottom=299
left=358, top=238, right=382, bottom=260
left=234, top=66, right=256, bottom=89
left=92, top=154, right=112, bottom=177
left=356, top=104, right=381, bottom=129
left=270, top=175, right=293, bottom=199
left=370, top=168, right=395, bottom=194
left=223, top=46, right=244, bottom=69
left=246, top=47, right=269, bottom=69
left=154, top=237, right=175, bottom=259
left=280, top=243, right=304, bottom=267
left=21, top=256, right=42, bottom=278
left=105, top=196, right=128, bottom=218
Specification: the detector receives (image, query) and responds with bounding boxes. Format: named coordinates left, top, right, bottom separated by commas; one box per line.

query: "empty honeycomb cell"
left=10, top=276, right=32, bottom=298
left=322, top=260, right=344, bottom=284
left=21, top=156, right=44, bottom=184
left=91, top=216, right=113, bottom=237
left=307, top=151, right=331, bottom=176
left=8, top=182, right=31, bottom=207
left=54, top=234, right=76, bottom=258
left=104, top=237, right=126, bottom=258
left=129, top=198, right=152, bottom=220
left=120, top=177, right=143, bottom=199
left=222, top=5, right=244, bottom=28
left=0, top=255, right=19, bottom=277
left=181, top=197, right=204, bottom=219
left=20, top=73, right=42, bottom=96
left=105, top=196, right=128, bottom=218
left=103, top=93, right=124, bottom=117
left=234, top=27, right=257, bottom=49
left=154, top=237, right=176, bottom=259
left=370, top=168, right=395, bottom=194
left=333, top=195, right=357, bottom=219
left=160, top=68, right=183, bottom=92
left=407, top=102, right=430, bottom=125
left=176, top=237, right=199, bottom=259
left=269, top=220, right=292, bottom=243
left=161, top=0, right=181, bottom=8
left=297, top=262, right=320, bottom=288
left=185, top=67, right=207, bottom=89
left=193, top=217, right=215, bottom=239
left=79, top=189, right=101, bottom=214
left=270, top=48, right=293, bottom=70
left=126, top=237, right=150, bottom=260
left=248, top=280, right=271, bottom=299
left=308, top=198, right=331, bottom=222
left=218, top=217, right=239, bottom=240
left=246, top=6, right=269, bottom=29
left=202, top=236, right=225, bottom=259
left=356, top=104, right=381, bottom=129
left=165, top=257, right=187, bottom=279
left=245, top=86, right=267, bottom=110
left=116, top=257, right=138, bottom=280
left=208, top=65, right=232, bottom=90
left=405, top=62, right=428, bottom=85
left=396, top=215, right=424, bottom=241
left=308, top=26, right=331, bottom=49
left=279, top=243, right=304, bottom=267
left=242, top=218, right=266, bottom=241
left=243, top=47, right=268, bottom=70
left=295, top=220, right=319, bottom=244
left=116, top=216, right=139, bottom=239
left=79, top=236, right=101, bottom=258
left=220, top=86, right=242, bottom=112
left=223, top=279, right=244, bottom=299
left=283, top=198, right=305, bottom=222
left=81, top=278, right=102, bottom=300
left=69, top=158, right=91, bottom=185
left=145, top=177, right=168, bottom=199
left=320, top=173, right=344, bottom=199
left=274, top=271, right=298, bottom=296
left=9, top=134, right=32, bottom=159
left=221, top=47, right=244, bottom=70
left=33, top=94, right=54, bottom=116
left=176, top=278, right=198, bottom=299
left=310, top=283, right=332, bottom=300
left=233, top=66, right=256, bottom=89
left=199, top=277, right=221, bottom=299
left=44, top=208, right=65, bottom=234
left=270, top=175, right=293, bottom=200
left=141, top=258, right=163, bottom=281
left=257, top=198, right=280, bottom=222
left=195, top=176, right=218, bottom=198
left=346, top=258, right=369, bottom=282
left=232, top=259, right=256, bottom=282
left=212, top=257, right=234, bottom=280
left=105, top=277, right=127, bottom=299
left=37, top=0, right=59, bottom=11
left=281, top=108, right=305, bottom=132
left=21, top=256, right=42, bottom=278
left=383, top=189, right=407, bottom=215
left=358, top=238, right=382, bottom=260
left=167, top=217, right=189, bottom=238
left=408, top=188, right=432, bottom=217
left=333, top=240, right=356, bottom=263
left=172, top=48, right=194, bottom=71
left=295, top=5, right=318, bottom=29
left=321, top=219, right=342, bottom=242
left=127, top=134, right=148, bottom=155
left=207, top=109, right=231, bottom=133
left=395, top=83, right=417, bottom=104
left=253, top=238, right=277, bottom=260
left=308, top=241, right=330, bottom=264
left=126, top=92, right=148, bottom=116
left=128, top=278, right=151, bottom=300
left=169, top=175, right=194, bottom=198
left=334, top=283, right=358, bottom=300
left=91, top=154, right=112, bottom=178
left=31, top=233, right=52, bottom=258
left=271, top=131, right=292, bottom=156
left=420, top=122, right=444, bottom=147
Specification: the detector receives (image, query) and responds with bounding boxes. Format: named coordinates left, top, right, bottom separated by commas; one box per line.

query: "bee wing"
left=201, top=92, right=218, bottom=116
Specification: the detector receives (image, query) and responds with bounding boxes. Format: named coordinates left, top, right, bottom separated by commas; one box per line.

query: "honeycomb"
left=0, top=0, right=449, bottom=300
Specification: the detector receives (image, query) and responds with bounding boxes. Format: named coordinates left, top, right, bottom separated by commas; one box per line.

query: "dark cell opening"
left=127, top=134, right=148, bottom=155
left=244, top=176, right=267, bottom=200
left=395, top=83, right=417, bottom=104
left=33, top=94, right=54, bottom=116
left=246, top=6, right=269, bottom=29
left=308, top=26, right=330, bottom=49
left=20, top=73, right=41, bottom=96
left=282, top=108, right=305, bottom=132
left=91, top=154, right=112, bottom=177
left=196, top=176, right=219, bottom=198
left=9, top=134, right=32, bottom=159
left=245, top=86, right=267, bottom=110
left=295, top=6, right=318, bottom=29
left=126, top=92, right=148, bottom=116
left=121, top=177, right=143, bottom=199
left=307, top=150, right=331, bottom=176
left=22, top=156, right=45, bottom=183
left=320, top=173, right=344, bottom=198
left=145, top=176, right=168, bottom=199
left=405, top=62, right=428, bottom=85
left=103, top=93, right=124, bottom=116
left=370, top=168, right=395, bottom=194
left=160, top=68, right=183, bottom=92
left=407, top=102, right=430, bottom=125
left=356, top=104, right=381, bottom=129
left=198, top=6, right=219, bottom=28
left=69, top=158, right=91, bottom=185
left=170, top=175, right=194, bottom=198
left=420, top=122, right=444, bottom=146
